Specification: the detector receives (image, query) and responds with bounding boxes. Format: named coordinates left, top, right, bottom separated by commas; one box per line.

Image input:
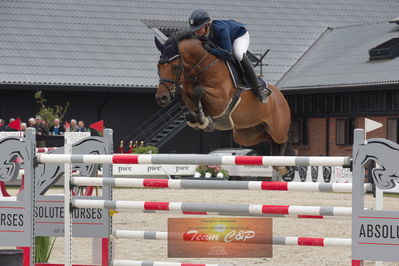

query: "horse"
left=155, top=31, right=294, bottom=166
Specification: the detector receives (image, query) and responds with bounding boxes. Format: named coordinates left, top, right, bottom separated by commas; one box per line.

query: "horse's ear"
left=154, top=37, right=165, bottom=53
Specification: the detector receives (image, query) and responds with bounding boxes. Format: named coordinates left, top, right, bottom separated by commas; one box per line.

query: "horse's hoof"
left=198, top=117, right=214, bottom=132
left=277, top=167, right=288, bottom=176
left=198, top=117, right=209, bottom=129
left=187, top=121, right=199, bottom=129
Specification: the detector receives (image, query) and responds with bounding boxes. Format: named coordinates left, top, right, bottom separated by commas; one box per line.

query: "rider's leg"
left=233, top=32, right=269, bottom=103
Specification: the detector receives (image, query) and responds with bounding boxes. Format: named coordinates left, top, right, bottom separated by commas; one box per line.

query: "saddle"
left=225, top=58, right=267, bottom=91
left=201, top=38, right=259, bottom=91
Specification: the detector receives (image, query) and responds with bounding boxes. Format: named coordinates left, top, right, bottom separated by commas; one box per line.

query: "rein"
left=183, top=50, right=220, bottom=82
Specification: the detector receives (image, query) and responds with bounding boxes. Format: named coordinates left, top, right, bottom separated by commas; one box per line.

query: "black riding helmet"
left=189, top=9, right=210, bottom=32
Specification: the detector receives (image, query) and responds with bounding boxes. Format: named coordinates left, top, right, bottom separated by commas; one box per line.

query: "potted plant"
left=195, top=165, right=229, bottom=179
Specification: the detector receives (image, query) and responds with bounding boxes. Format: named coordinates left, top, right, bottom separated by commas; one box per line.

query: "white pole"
left=375, top=187, right=384, bottom=266
left=64, top=136, right=72, bottom=266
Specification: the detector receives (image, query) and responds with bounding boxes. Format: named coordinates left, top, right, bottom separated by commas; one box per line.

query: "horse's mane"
left=159, top=29, right=199, bottom=62
left=165, top=29, right=198, bottom=45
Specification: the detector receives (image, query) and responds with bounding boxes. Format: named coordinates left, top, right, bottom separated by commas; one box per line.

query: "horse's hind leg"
left=269, top=141, right=297, bottom=178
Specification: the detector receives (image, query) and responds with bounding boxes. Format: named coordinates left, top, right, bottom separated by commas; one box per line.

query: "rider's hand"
left=198, top=36, right=209, bottom=42
left=203, top=42, right=212, bottom=51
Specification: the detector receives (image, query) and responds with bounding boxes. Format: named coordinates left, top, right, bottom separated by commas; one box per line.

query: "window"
left=290, top=119, right=308, bottom=145
left=369, top=38, right=399, bottom=60
left=336, top=118, right=355, bottom=145
left=387, top=118, right=399, bottom=142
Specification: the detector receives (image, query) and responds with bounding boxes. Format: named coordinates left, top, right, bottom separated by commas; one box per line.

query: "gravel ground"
left=41, top=187, right=398, bottom=266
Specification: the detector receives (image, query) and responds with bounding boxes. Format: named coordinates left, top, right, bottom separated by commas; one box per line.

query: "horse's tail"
left=283, top=131, right=297, bottom=156
left=287, top=141, right=297, bottom=156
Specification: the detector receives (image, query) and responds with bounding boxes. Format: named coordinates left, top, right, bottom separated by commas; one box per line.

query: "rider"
left=188, top=9, right=269, bottom=103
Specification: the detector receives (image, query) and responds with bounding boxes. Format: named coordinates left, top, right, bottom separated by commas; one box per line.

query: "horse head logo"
left=36, top=137, right=108, bottom=195
left=354, top=138, right=399, bottom=190
left=0, top=138, right=29, bottom=183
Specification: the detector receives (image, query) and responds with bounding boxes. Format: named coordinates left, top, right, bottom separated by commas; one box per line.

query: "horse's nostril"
left=161, top=95, right=168, bottom=103
left=156, top=95, right=169, bottom=107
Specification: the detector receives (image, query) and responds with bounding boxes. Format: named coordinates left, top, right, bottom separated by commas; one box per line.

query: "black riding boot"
left=240, top=53, right=269, bottom=103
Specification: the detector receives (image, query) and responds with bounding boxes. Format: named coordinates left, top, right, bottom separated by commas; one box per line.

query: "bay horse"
left=155, top=31, right=294, bottom=165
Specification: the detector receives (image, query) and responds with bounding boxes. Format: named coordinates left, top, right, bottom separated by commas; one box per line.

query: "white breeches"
left=233, top=32, right=249, bottom=61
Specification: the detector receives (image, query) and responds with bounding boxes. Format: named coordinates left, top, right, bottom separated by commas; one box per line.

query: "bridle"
left=158, top=49, right=220, bottom=98
left=158, top=55, right=184, bottom=97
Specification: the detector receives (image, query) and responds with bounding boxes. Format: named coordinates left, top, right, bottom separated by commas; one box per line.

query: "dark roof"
left=278, top=22, right=399, bottom=91
left=1, top=0, right=399, bottom=89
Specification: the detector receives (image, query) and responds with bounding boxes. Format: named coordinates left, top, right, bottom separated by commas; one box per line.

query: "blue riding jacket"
left=207, top=20, right=247, bottom=60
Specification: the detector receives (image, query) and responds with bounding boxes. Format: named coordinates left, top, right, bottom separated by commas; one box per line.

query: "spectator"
left=20, top=123, right=27, bottom=132
left=0, top=119, right=4, bottom=131
left=3, top=118, right=17, bottom=131
left=49, top=118, right=65, bottom=135
left=41, top=119, right=49, bottom=130
left=70, top=119, right=79, bottom=132
left=77, top=120, right=87, bottom=132
left=34, top=115, right=49, bottom=147
left=28, top=117, right=36, bottom=127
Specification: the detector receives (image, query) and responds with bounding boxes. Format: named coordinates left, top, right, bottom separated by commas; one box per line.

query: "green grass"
left=35, top=236, right=56, bottom=263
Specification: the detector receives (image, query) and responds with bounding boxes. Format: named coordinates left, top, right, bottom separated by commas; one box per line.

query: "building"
left=278, top=20, right=399, bottom=156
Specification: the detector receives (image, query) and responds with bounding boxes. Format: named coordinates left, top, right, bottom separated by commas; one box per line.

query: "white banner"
left=113, top=164, right=273, bottom=177
left=0, top=132, right=21, bottom=138
left=64, top=132, right=91, bottom=144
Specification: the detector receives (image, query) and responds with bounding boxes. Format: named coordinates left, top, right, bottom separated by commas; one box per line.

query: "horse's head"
left=155, top=37, right=184, bottom=107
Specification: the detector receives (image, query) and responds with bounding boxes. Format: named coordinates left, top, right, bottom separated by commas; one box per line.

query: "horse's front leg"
left=176, top=88, right=197, bottom=125
left=191, top=86, right=214, bottom=132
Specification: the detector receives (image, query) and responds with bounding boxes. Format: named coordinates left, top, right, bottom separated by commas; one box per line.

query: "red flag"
left=90, top=120, right=104, bottom=133
left=65, top=121, right=70, bottom=129
left=8, top=117, right=21, bottom=131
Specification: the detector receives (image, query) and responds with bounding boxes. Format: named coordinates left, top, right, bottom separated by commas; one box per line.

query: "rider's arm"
left=208, top=47, right=231, bottom=59
left=215, top=27, right=232, bottom=53
left=207, top=27, right=232, bottom=59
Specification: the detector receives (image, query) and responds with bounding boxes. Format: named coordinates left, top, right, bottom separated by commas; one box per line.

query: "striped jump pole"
left=71, top=177, right=372, bottom=193
left=73, top=200, right=352, bottom=217
left=132, top=210, right=341, bottom=219
left=37, top=153, right=352, bottom=166
left=36, top=147, right=57, bottom=153
left=112, top=261, right=229, bottom=266
left=113, top=230, right=352, bottom=247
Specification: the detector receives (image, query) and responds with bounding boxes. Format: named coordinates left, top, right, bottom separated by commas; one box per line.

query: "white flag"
left=365, top=118, right=383, bottom=133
